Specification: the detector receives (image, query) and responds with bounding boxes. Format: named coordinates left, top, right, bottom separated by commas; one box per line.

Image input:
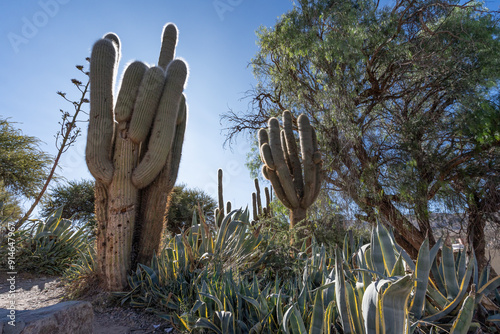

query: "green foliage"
left=0, top=118, right=53, bottom=198
left=0, top=207, right=90, bottom=275
left=0, top=186, right=23, bottom=222
left=41, top=179, right=95, bottom=228
left=225, top=0, right=500, bottom=258
left=117, top=210, right=267, bottom=316
left=165, top=184, right=217, bottom=235
left=115, top=208, right=500, bottom=333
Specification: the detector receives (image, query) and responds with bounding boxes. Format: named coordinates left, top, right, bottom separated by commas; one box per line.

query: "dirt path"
left=0, top=272, right=177, bottom=333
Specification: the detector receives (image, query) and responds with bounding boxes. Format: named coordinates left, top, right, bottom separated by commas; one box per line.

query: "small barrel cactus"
left=86, top=23, right=188, bottom=291
left=258, top=111, right=322, bottom=243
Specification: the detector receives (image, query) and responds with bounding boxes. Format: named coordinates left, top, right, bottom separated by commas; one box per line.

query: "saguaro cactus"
left=258, top=111, right=322, bottom=241
left=86, top=23, right=188, bottom=291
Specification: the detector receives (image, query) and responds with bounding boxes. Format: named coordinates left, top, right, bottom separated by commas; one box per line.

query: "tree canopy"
left=40, top=179, right=96, bottom=226
left=0, top=118, right=53, bottom=199
left=165, top=184, right=217, bottom=235
left=224, top=0, right=500, bottom=259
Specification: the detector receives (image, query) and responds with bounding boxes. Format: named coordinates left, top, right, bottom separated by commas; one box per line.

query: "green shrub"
left=0, top=207, right=90, bottom=275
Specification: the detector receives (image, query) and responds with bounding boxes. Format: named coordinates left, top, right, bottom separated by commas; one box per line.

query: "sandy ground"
left=0, top=272, right=178, bottom=333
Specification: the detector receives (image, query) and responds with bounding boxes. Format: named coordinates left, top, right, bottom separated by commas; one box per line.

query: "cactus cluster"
left=258, top=111, right=322, bottom=239
left=251, top=178, right=272, bottom=224
left=86, top=23, right=188, bottom=291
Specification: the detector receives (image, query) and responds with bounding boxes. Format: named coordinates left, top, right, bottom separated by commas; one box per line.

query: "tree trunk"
left=290, top=207, right=307, bottom=247
left=466, top=193, right=489, bottom=275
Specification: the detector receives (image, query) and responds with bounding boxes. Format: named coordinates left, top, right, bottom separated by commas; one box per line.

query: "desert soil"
left=0, top=272, right=178, bottom=333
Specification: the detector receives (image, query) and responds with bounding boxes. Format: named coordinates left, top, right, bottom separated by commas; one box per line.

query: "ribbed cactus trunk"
left=86, top=24, right=188, bottom=291
left=258, top=111, right=322, bottom=246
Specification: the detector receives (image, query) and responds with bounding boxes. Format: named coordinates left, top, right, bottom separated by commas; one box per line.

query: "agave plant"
left=117, top=207, right=500, bottom=334
left=12, top=207, right=90, bottom=275
left=118, top=209, right=269, bottom=319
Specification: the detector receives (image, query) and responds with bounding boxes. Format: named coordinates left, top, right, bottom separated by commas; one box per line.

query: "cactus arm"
left=114, top=61, right=148, bottom=123
left=268, top=118, right=300, bottom=208
left=258, top=128, right=269, bottom=146
left=283, top=110, right=304, bottom=195
left=128, top=66, right=166, bottom=144
left=254, top=178, right=263, bottom=215
left=131, top=59, right=187, bottom=189
left=158, top=23, right=178, bottom=69
left=312, top=127, right=323, bottom=199
left=263, top=166, right=293, bottom=208
left=265, top=186, right=271, bottom=215
left=86, top=38, right=118, bottom=185
left=135, top=97, right=187, bottom=265
left=252, top=192, right=258, bottom=221
left=298, top=114, right=317, bottom=207
left=165, top=94, right=187, bottom=189
left=260, top=143, right=276, bottom=170
left=103, top=33, right=121, bottom=64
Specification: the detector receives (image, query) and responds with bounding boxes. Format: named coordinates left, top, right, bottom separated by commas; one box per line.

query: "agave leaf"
left=362, top=278, right=391, bottom=334
left=379, top=275, right=413, bottom=334
left=346, top=279, right=364, bottom=334
left=291, top=305, right=307, bottom=334
left=450, top=287, right=475, bottom=334
left=309, top=290, right=324, bottom=334
left=476, top=276, right=500, bottom=304
left=298, top=282, right=308, bottom=315
left=283, top=304, right=295, bottom=334
left=456, top=250, right=466, bottom=284
left=390, top=251, right=405, bottom=277
left=392, top=243, right=416, bottom=272
left=322, top=268, right=336, bottom=307
left=335, top=247, right=355, bottom=333
left=238, top=293, right=262, bottom=317
left=200, top=291, right=223, bottom=310
left=376, top=222, right=397, bottom=275
left=410, top=238, right=430, bottom=320
left=423, top=257, right=474, bottom=322
left=194, top=317, right=222, bottom=334
left=442, top=244, right=459, bottom=300
left=216, top=310, right=235, bottom=334
left=371, top=227, right=385, bottom=276
left=487, top=313, right=500, bottom=325
left=324, top=300, right=336, bottom=334
left=477, top=264, right=491, bottom=290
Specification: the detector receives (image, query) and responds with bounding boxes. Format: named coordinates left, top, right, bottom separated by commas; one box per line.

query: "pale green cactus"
left=86, top=23, right=188, bottom=291
left=258, top=111, right=322, bottom=241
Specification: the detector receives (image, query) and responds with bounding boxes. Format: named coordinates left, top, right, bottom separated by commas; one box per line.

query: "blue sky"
left=0, top=0, right=295, bottom=213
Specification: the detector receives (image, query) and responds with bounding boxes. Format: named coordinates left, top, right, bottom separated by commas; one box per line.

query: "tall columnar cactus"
left=86, top=23, right=188, bottom=291
left=258, top=111, right=322, bottom=240
left=215, top=168, right=231, bottom=226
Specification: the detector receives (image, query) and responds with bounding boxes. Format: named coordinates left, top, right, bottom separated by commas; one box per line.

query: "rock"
left=0, top=301, right=93, bottom=334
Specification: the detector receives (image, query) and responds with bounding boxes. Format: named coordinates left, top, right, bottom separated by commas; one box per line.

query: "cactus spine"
left=258, top=111, right=322, bottom=242
left=86, top=24, right=188, bottom=291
